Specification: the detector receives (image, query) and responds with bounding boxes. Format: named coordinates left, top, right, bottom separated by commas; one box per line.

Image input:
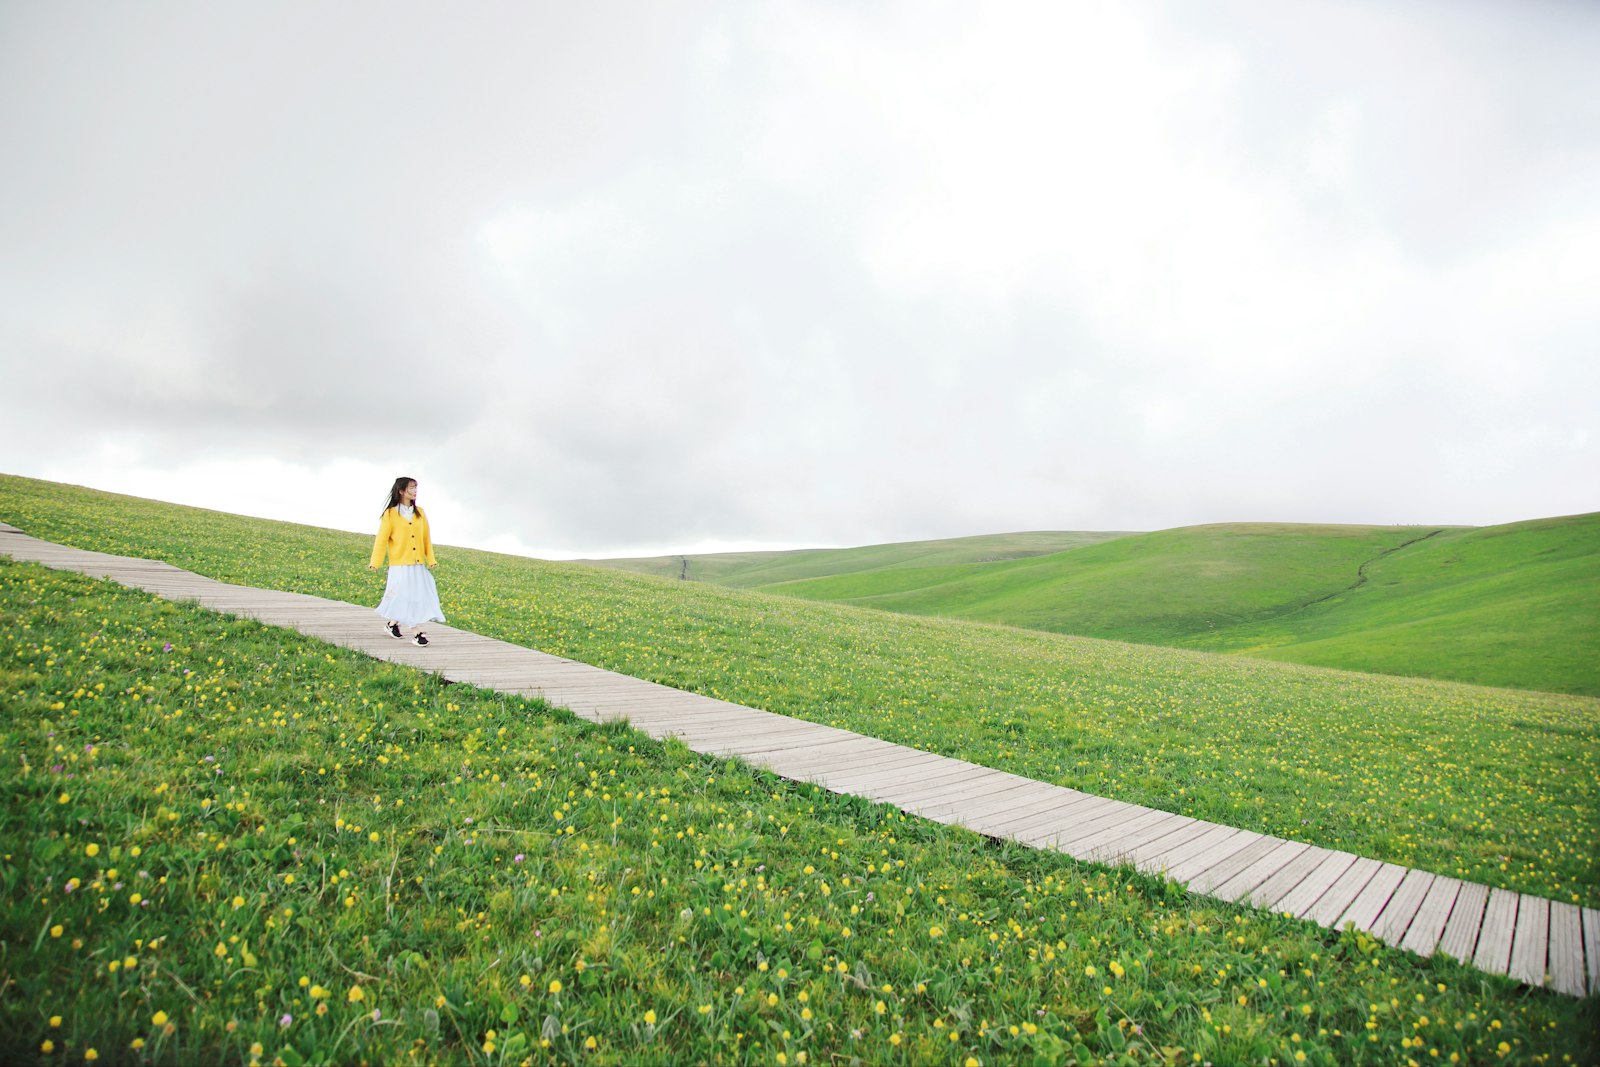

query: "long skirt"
left=376, top=564, right=446, bottom=627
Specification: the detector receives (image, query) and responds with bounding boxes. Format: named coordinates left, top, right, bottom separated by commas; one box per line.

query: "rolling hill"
left=578, top=529, right=1133, bottom=586
left=591, top=516, right=1600, bottom=696
left=1, top=470, right=1595, bottom=911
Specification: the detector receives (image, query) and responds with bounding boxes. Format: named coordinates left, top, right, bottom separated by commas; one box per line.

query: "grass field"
left=2, top=474, right=1596, bottom=916
left=4, top=557, right=1597, bottom=1064
left=582, top=531, right=1133, bottom=587
left=593, top=517, right=1600, bottom=696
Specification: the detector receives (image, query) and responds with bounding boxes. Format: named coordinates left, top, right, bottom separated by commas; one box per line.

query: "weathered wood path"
left=2, top=522, right=1594, bottom=999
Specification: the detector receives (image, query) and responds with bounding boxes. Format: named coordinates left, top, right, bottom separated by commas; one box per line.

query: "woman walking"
left=370, top=476, right=444, bottom=646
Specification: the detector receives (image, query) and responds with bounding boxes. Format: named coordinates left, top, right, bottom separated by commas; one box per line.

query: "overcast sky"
left=2, top=0, right=1596, bottom=559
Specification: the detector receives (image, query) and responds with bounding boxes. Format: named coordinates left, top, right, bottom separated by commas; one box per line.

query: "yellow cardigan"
left=370, top=506, right=437, bottom=568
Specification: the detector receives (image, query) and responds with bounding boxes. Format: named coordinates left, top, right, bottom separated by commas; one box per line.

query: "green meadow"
left=3, top=547, right=1597, bottom=1063
left=593, top=516, right=1600, bottom=696
left=584, top=531, right=1133, bottom=587
left=2, top=473, right=1597, bottom=910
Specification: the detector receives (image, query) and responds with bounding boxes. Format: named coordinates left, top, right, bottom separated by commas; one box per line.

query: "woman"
left=369, top=476, right=444, bottom=646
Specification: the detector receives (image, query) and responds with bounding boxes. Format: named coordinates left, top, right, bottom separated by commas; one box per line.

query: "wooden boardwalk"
left=2, top=521, right=1594, bottom=999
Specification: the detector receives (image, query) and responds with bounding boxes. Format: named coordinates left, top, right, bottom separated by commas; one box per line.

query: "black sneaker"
left=412, top=633, right=429, bottom=647
left=386, top=622, right=403, bottom=639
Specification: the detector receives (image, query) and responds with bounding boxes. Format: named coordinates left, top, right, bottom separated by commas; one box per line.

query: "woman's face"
left=401, top=481, right=418, bottom=506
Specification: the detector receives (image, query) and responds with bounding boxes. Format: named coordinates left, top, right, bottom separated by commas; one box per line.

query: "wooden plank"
left=1113, top=825, right=1235, bottom=870
left=463, top=677, right=632, bottom=696
left=631, top=706, right=797, bottom=727
left=1583, top=908, right=1600, bottom=996
left=783, top=737, right=934, bottom=766
left=430, top=662, right=550, bottom=676
left=905, top=773, right=1049, bottom=819
left=552, top=680, right=706, bottom=699
left=683, top=714, right=836, bottom=738
left=798, top=744, right=951, bottom=778
left=1024, top=799, right=1164, bottom=851
left=759, top=747, right=937, bottom=784
left=1400, top=876, right=1461, bottom=958
left=909, top=782, right=1062, bottom=826
left=1026, top=794, right=1148, bottom=840
left=1162, top=829, right=1264, bottom=886
left=730, top=733, right=875, bottom=759
left=703, top=733, right=856, bottom=762
left=997, top=792, right=1128, bottom=841
left=1021, top=803, right=1154, bottom=851
left=611, top=712, right=756, bottom=734
left=525, top=692, right=703, bottom=712
left=1338, top=862, right=1409, bottom=933
left=979, top=790, right=1112, bottom=838
left=430, top=655, right=560, bottom=668
left=1437, top=882, right=1490, bottom=963
left=493, top=688, right=678, bottom=708
left=584, top=698, right=751, bottom=718
left=476, top=660, right=615, bottom=677
left=667, top=719, right=826, bottom=743
left=858, top=756, right=1002, bottom=795
left=1219, top=841, right=1322, bottom=905
left=612, top=705, right=759, bottom=726
left=422, top=646, right=564, bottom=660
left=1256, top=849, right=1352, bottom=912
left=811, top=753, right=954, bottom=790
left=1182, top=834, right=1286, bottom=894
left=1014, top=796, right=1145, bottom=846
left=652, top=723, right=811, bottom=749
left=530, top=683, right=691, bottom=701
left=486, top=658, right=632, bottom=674
left=756, top=739, right=922, bottom=774
left=1472, top=888, right=1519, bottom=976
left=1058, top=810, right=1193, bottom=860
left=952, top=786, right=1097, bottom=828
left=1132, top=824, right=1246, bottom=877
left=449, top=668, right=614, bottom=683
left=857, top=764, right=999, bottom=804
left=862, top=762, right=1005, bottom=800
left=853, top=758, right=996, bottom=791
left=1546, top=902, right=1585, bottom=997
left=1370, top=868, right=1435, bottom=946
left=493, top=662, right=654, bottom=678
left=1246, top=848, right=1339, bottom=913
left=1303, top=857, right=1383, bottom=925
left=1507, top=895, right=1550, bottom=988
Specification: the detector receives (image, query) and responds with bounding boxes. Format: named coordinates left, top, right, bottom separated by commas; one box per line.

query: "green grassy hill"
left=1187, top=515, right=1600, bottom=687
left=580, top=530, right=1132, bottom=586
left=2, top=472, right=1596, bottom=912
left=2, top=472, right=1597, bottom=1059
left=596, top=518, right=1600, bottom=696
left=6, top=558, right=1591, bottom=1063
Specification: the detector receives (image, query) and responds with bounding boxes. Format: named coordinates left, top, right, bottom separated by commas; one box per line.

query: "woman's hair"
left=382, top=476, right=421, bottom=516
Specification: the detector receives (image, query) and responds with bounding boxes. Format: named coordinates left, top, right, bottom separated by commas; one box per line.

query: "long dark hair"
left=382, top=476, right=421, bottom=516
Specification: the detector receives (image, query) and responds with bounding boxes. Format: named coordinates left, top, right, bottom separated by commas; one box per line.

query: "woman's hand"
left=368, top=564, right=379, bottom=571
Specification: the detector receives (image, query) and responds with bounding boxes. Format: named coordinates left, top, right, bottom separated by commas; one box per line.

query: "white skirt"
left=376, top=564, right=446, bottom=627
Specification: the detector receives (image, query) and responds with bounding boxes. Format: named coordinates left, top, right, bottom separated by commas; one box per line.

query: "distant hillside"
left=1202, top=514, right=1600, bottom=691
left=591, top=517, right=1600, bottom=696
left=580, top=530, right=1133, bottom=587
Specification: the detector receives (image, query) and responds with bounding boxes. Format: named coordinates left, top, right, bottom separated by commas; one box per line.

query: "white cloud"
left=1, top=0, right=1596, bottom=555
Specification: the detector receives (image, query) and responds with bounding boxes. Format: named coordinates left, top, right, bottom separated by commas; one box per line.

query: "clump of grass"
left=2, top=557, right=1596, bottom=1064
